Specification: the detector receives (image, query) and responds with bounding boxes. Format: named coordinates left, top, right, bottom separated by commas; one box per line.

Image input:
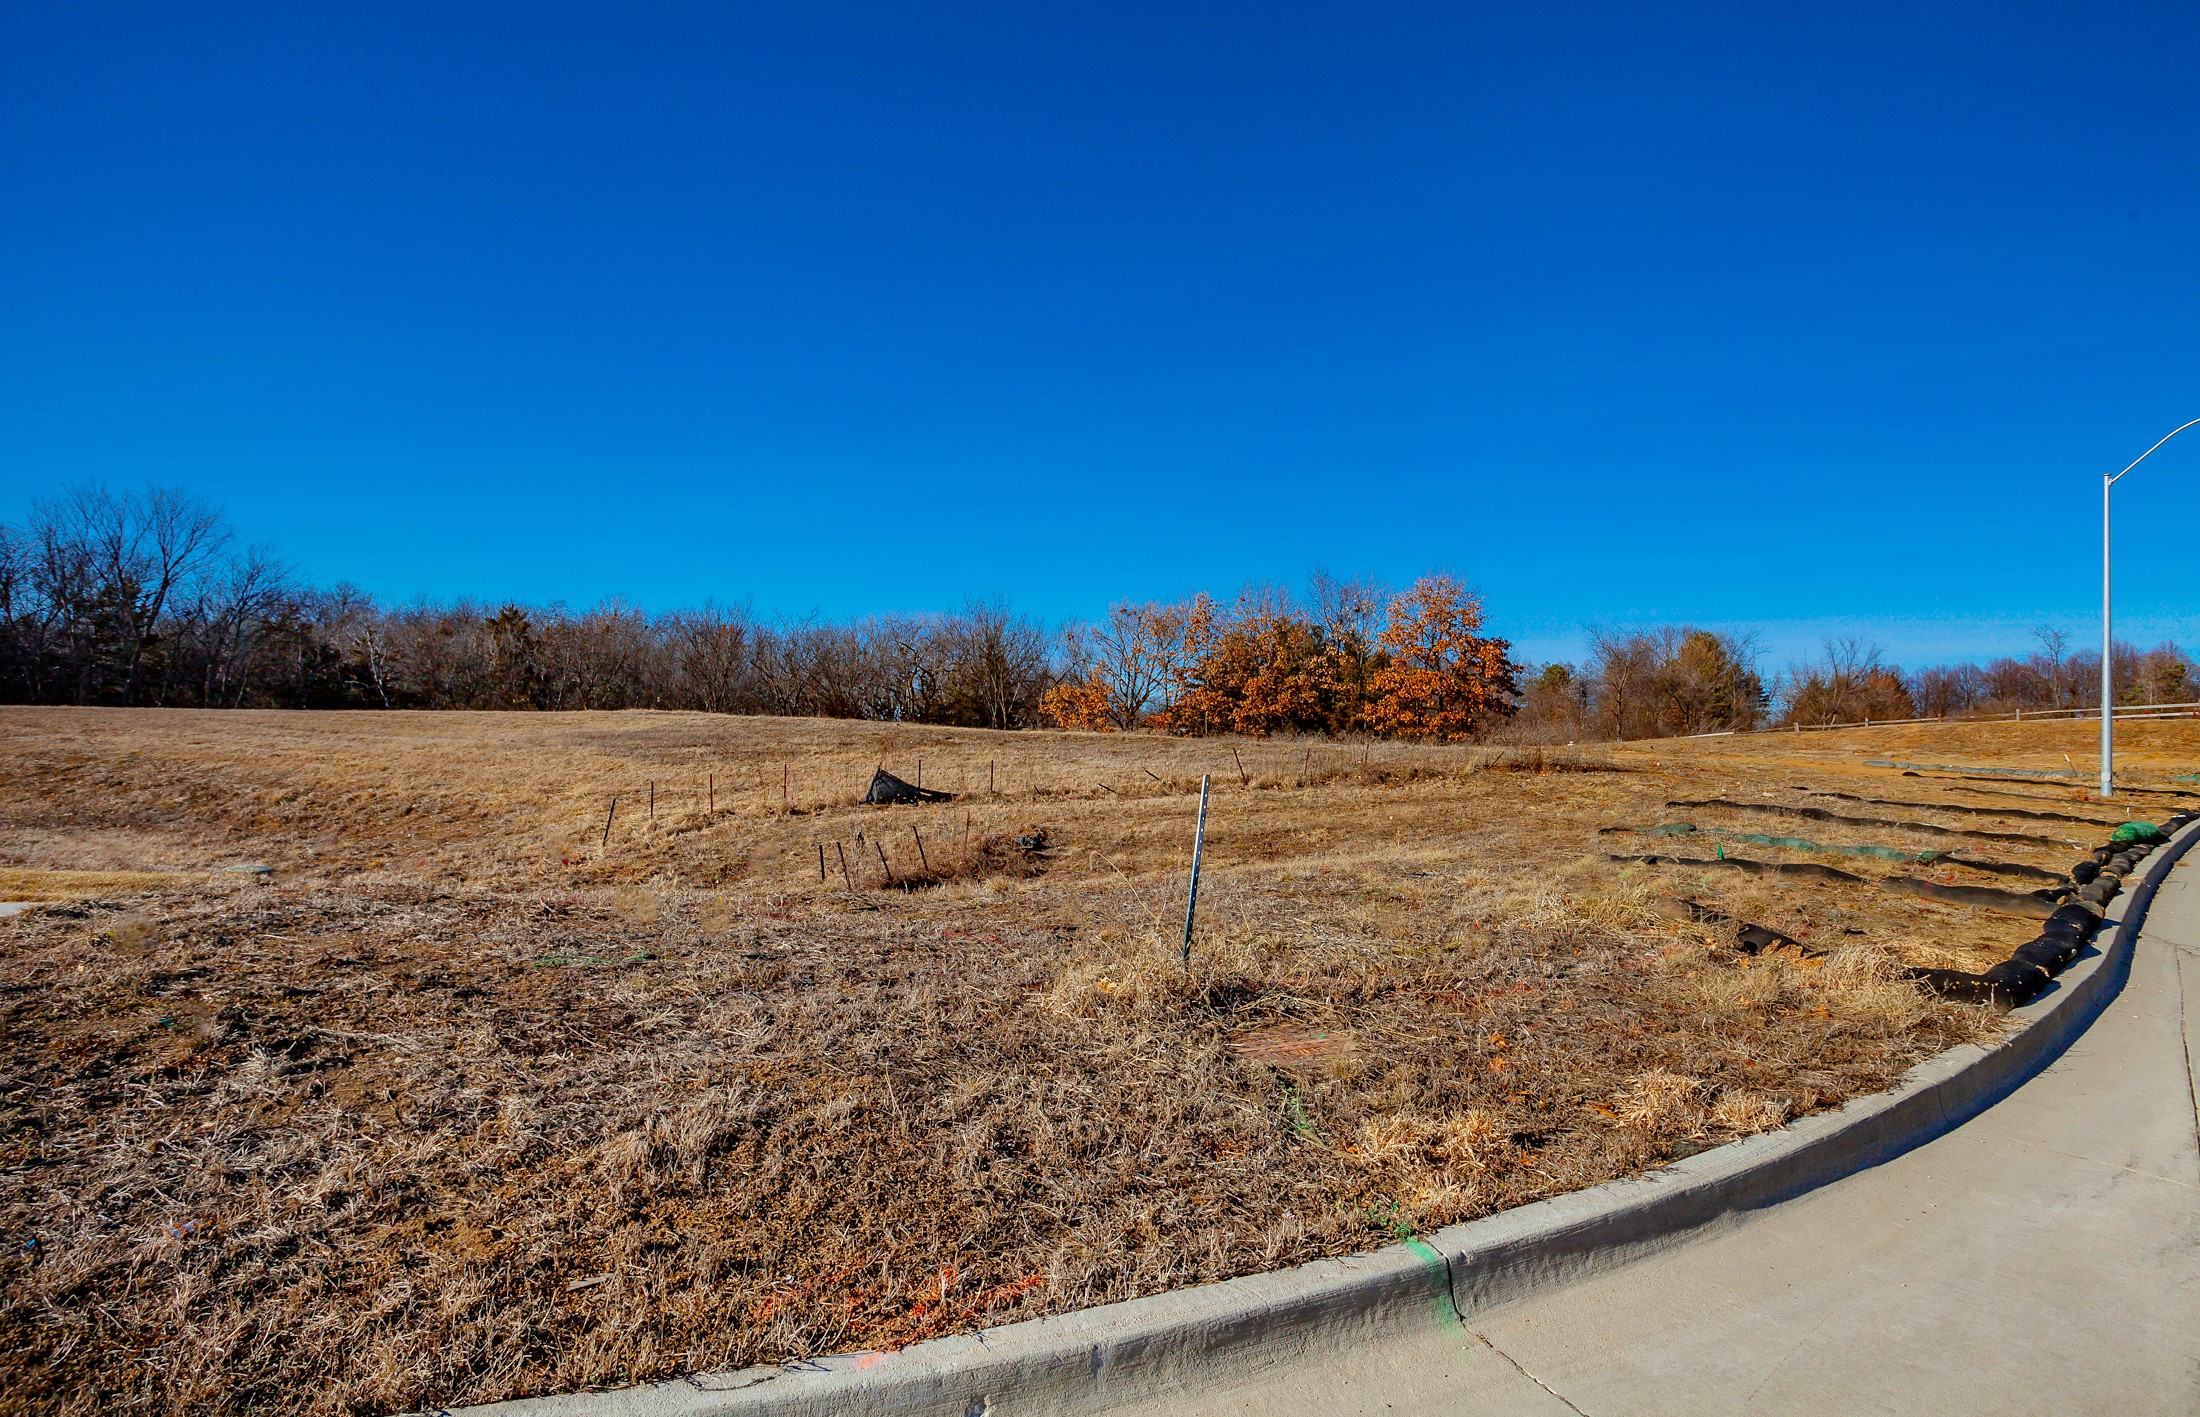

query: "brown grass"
left=1, top=707, right=2193, bottom=1413
left=0, top=868, right=197, bottom=900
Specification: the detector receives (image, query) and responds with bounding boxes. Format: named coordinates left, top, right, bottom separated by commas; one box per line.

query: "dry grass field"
left=2, top=707, right=2196, bottom=1414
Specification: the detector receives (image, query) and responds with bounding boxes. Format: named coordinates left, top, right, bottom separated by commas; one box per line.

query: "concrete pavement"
left=1142, top=854, right=2200, bottom=1417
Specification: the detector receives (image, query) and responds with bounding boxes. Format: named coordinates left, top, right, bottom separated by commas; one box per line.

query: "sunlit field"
left=3, top=708, right=2194, bottom=1413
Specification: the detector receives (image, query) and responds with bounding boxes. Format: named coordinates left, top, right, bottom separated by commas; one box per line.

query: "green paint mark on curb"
left=1402, top=1237, right=1463, bottom=1331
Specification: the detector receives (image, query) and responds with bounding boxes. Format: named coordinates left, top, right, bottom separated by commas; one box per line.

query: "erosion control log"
left=1905, top=966, right=2021, bottom=1006
left=1608, top=853, right=1865, bottom=884
left=1939, top=856, right=2068, bottom=884
left=1979, top=958, right=2052, bottom=1005
left=1794, top=788, right=2123, bottom=827
left=1864, top=759, right=2084, bottom=781
left=1619, top=854, right=2064, bottom=918
left=1666, top=798, right=2071, bottom=847
left=1878, top=878, right=2061, bottom=919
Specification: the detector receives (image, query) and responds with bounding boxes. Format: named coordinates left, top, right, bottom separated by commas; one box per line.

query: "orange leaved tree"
left=1362, top=575, right=1517, bottom=741
left=1037, top=672, right=1115, bottom=731
left=1148, top=589, right=1350, bottom=736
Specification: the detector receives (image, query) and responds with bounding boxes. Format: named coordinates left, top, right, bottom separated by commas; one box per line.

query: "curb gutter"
left=447, top=819, right=2200, bottom=1417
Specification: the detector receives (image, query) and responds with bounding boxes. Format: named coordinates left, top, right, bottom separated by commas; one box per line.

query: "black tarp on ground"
left=1647, top=897, right=1818, bottom=957
left=863, top=768, right=956, bottom=805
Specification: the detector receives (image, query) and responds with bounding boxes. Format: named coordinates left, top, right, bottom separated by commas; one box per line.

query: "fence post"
left=1180, top=776, right=1211, bottom=972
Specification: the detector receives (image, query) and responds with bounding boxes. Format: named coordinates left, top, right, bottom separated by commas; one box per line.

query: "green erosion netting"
left=1717, top=830, right=1941, bottom=862
left=1608, top=821, right=1942, bottom=862
left=2111, top=821, right=2166, bottom=844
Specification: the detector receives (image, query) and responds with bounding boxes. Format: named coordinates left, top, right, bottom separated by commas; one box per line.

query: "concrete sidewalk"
left=1147, top=856, right=2200, bottom=1417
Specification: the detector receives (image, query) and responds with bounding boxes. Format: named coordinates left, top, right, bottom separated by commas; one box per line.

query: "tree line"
left=3, top=484, right=2190, bottom=741
left=0, top=486, right=1522, bottom=738
left=1513, top=626, right=2196, bottom=741
left=0, top=486, right=1054, bottom=726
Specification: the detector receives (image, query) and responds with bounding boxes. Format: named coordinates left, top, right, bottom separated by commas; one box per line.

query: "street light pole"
left=2100, top=417, right=2200, bottom=800
left=2102, top=469, right=2113, bottom=797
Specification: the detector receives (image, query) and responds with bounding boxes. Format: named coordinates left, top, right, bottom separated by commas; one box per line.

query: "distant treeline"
left=1, top=485, right=2191, bottom=741
left=0, top=485, right=1522, bottom=738
left=1518, top=626, right=2196, bottom=740
left=0, top=487, right=1056, bottom=725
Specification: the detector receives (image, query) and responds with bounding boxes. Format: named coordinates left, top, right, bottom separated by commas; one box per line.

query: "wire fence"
left=1622, top=700, right=2200, bottom=744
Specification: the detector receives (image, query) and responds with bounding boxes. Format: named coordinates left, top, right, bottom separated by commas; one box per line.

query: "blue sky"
left=3, top=2, right=2197, bottom=668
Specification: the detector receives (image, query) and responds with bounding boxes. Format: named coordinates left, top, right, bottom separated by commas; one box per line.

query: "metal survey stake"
left=1180, top=775, right=1211, bottom=970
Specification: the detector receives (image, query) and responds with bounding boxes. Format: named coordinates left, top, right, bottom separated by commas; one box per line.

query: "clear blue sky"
left=4, top=2, right=2197, bottom=669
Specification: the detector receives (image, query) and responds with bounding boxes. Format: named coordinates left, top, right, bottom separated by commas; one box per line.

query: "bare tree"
left=665, top=603, right=757, bottom=714
left=2032, top=625, right=2074, bottom=707
left=1582, top=628, right=1665, bottom=739
left=67, top=486, right=231, bottom=704
left=940, top=599, right=1049, bottom=728
left=1780, top=637, right=1913, bottom=725
left=190, top=546, right=294, bottom=707
left=1070, top=602, right=1178, bottom=729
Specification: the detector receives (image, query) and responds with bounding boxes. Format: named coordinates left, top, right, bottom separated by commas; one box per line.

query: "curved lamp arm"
left=2109, top=416, right=2200, bottom=485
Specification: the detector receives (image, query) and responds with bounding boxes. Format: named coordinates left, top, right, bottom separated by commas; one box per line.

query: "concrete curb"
left=445, top=820, right=2200, bottom=1417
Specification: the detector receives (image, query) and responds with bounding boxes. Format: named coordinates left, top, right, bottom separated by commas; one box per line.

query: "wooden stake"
left=708, top=773, right=715, bottom=813
left=817, top=843, right=826, bottom=882
left=835, top=841, right=853, bottom=889
left=1231, top=747, right=1248, bottom=785
left=1143, top=768, right=1163, bottom=783
left=648, top=780, right=655, bottom=820
left=782, top=764, right=790, bottom=813
left=910, top=827, right=928, bottom=874
left=916, top=757, right=922, bottom=789
left=873, top=839, right=894, bottom=886
left=1181, top=776, right=1211, bottom=971
left=989, top=759, right=995, bottom=794
left=601, top=796, right=617, bottom=852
